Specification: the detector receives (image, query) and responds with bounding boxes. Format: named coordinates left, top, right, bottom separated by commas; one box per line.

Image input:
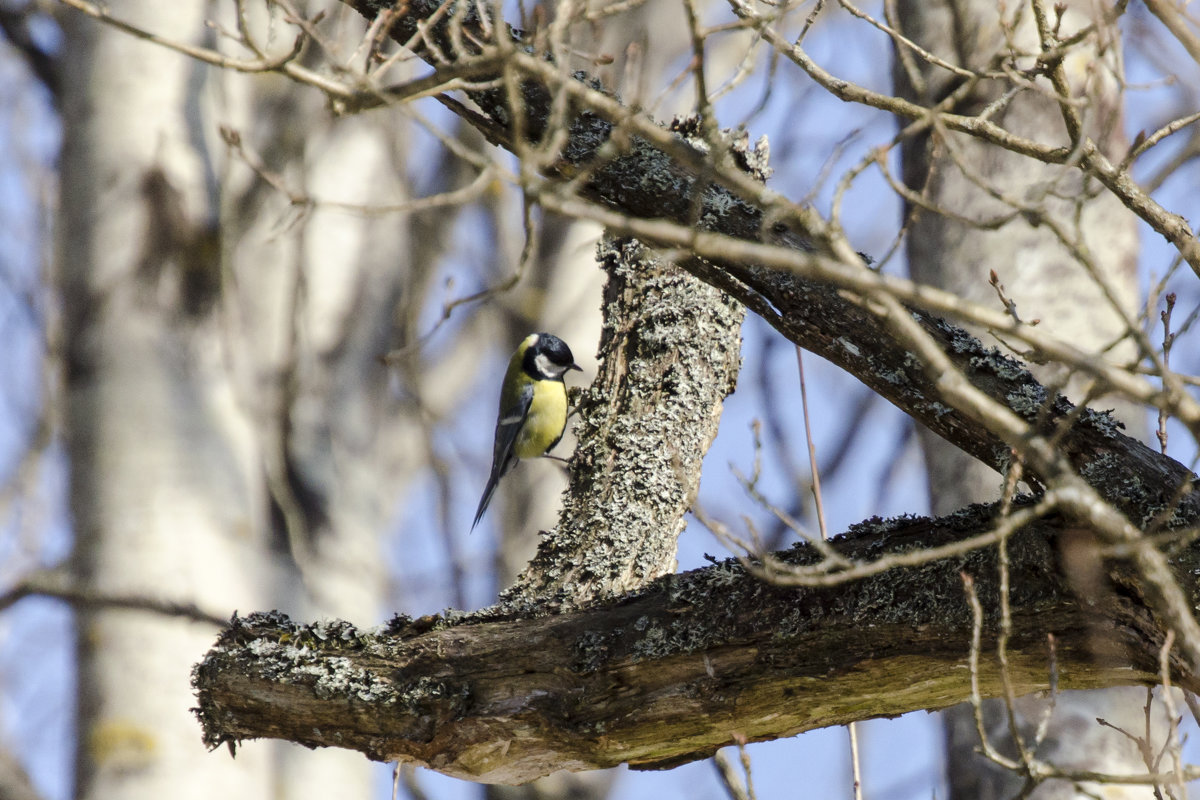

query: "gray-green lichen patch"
left=394, top=675, right=470, bottom=716
left=197, top=611, right=403, bottom=705
left=302, top=656, right=395, bottom=704
left=1005, top=382, right=1049, bottom=416
left=1077, top=406, right=1125, bottom=439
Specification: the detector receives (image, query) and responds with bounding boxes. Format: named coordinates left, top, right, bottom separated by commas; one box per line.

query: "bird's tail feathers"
left=471, top=455, right=516, bottom=531
left=471, top=473, right=500, bottom=531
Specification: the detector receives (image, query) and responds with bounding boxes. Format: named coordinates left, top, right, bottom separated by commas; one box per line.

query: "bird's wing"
left=472, top=384, right=534, bottom=530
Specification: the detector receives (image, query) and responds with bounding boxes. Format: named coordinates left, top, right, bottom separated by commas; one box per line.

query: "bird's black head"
left=524, top=332, right=582, bottom=381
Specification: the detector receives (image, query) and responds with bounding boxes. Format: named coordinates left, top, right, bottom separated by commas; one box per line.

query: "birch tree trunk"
left=59, top=3, right=275, bottom=798
left=61, top=3, right=404, bottom=798
left=893, top=1, right=1168, bottom=796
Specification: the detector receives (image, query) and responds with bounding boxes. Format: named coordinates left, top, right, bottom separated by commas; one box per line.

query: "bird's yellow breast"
left=514, top=380, right=568, bottom=458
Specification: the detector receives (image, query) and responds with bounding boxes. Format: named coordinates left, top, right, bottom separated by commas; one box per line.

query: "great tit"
left=472, top=332, right=582, bottom=530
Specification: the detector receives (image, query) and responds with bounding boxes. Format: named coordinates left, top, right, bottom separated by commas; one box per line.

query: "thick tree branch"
left=194, top=505, right=1200, bottom=784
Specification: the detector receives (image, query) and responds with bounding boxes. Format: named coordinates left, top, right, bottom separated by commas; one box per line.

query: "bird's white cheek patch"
left=535, top=352, right=565, bottom=379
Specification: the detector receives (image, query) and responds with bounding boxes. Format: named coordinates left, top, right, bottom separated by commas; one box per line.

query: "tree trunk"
left=893, top=1, right=1167, bottom=796
left=59, top=3, right=275, bottom=798
left=61, top=3, right=404, bottom=798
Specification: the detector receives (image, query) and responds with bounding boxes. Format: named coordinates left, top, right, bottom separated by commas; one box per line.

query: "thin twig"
left=712, top=750, right=751, bottom=800
left=1158, top=630, right=1187, bottom=800
left=1159, top=293, right=1177, bottom=455
left=797, top=347, right=862, bottom=799
left=962, top=571, right=1022, bottom=771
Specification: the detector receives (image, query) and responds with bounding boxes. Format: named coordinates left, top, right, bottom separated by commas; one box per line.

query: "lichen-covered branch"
left=194, top=505, right=1200, bottom=784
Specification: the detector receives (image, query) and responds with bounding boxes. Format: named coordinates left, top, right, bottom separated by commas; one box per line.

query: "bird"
left=472, top=332, right=582, bottom=530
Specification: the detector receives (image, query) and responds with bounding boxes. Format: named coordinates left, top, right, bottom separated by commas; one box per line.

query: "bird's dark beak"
left=569, top=363, right=583, bottom=371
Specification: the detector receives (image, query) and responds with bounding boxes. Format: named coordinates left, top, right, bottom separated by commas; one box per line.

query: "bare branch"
left=1, top=568, right=229, bottom=627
